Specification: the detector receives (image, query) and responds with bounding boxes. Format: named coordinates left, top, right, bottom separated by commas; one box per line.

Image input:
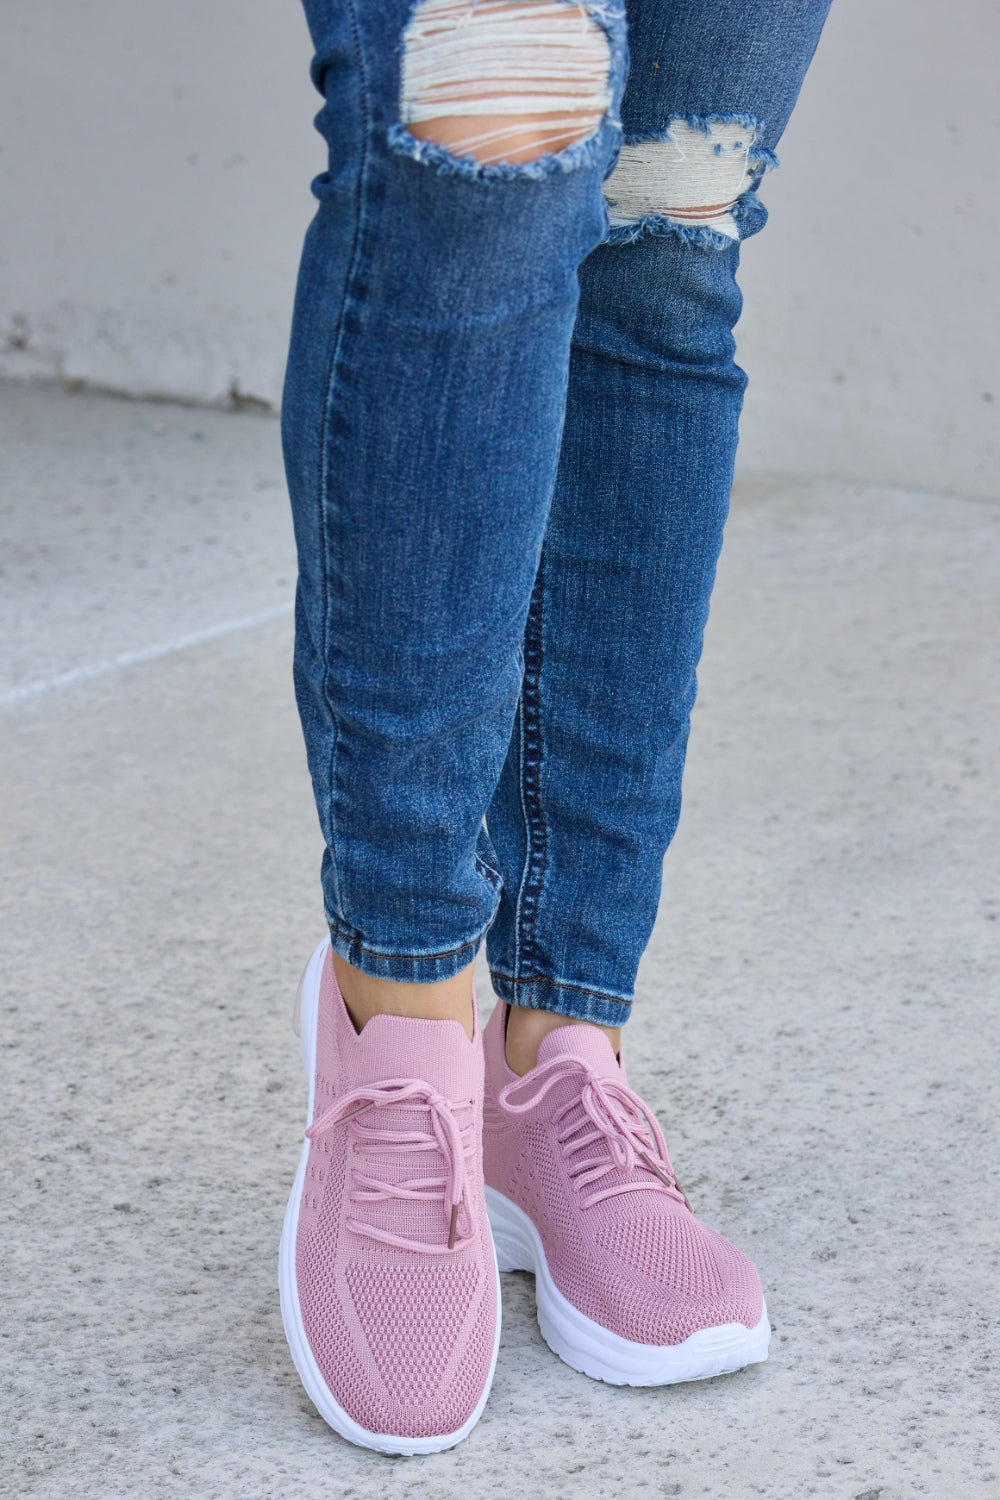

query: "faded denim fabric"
left=282, top=0, right=832, bottom=1027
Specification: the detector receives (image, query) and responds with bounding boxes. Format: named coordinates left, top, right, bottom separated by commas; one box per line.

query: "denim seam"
left=489, top=969, right=634, bottom=1007
left=317, top=0, right=372, bottom=927
left=507, top=696, right=529, bottom=978
left=511, top=553, right=548, bottom=984
left=327, top=913, right=488, bottom=965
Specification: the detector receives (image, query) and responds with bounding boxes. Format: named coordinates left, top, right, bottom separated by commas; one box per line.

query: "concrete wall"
left=735, top=0, right=1000, bottom=498
left=2, top=0, right=998, bottom=497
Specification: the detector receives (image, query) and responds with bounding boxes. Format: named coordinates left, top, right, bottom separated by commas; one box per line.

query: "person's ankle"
left=504, top=1003, right=621, bottom=1076
left=332, top=951, right=476, bottom=1040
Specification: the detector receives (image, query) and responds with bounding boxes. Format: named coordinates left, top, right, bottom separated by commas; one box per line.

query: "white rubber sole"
left=485, top=1184, right=770, bottom=1387
left=278, top=937, right=502, bottom=1455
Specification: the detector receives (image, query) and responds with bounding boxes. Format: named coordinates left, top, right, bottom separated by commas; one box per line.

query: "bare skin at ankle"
left=504, top=1004, right=621, bottom=1077
left=330, top=952, right=618, bottom=1063
left=332, top=951, right=476, bottom=1040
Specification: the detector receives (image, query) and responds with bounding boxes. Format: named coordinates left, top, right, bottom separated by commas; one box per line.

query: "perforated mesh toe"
left=346, top=1261, right=480, bottom=1405
left=596, top=1211, right=725, bottom=1298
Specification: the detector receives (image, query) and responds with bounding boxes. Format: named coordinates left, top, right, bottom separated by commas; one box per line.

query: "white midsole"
left=278, top=937, right=502, bottom=1456
left=485, top=1183, right=770, bottom=1387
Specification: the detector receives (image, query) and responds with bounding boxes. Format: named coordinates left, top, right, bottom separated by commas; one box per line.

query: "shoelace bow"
left=498, top=1055, right=691, bottom=1211
left=306, top=1079, right=475, bottom=1254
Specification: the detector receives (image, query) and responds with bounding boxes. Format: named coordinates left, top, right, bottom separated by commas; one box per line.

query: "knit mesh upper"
left=293, top=952, right=497, bottom=1439
left=345, top=1261, right=480, bottom=1404
left=483, top=1004, right=763, bottom=1347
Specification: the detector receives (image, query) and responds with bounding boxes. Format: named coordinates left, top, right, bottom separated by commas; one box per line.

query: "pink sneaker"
left=482, top=1002, right=770, bottom=1385
left=279, top=939, right=500, bottom=1453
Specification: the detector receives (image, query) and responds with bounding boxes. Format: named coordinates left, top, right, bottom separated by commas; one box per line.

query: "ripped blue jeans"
left=282, top=0, right=832, bottom=1027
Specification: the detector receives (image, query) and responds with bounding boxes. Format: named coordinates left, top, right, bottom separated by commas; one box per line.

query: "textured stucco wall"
left=1, top=0, right=997, bottom=496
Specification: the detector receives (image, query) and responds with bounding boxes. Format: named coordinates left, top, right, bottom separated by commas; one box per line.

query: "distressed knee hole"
left=605, top=118, right=767, bottom=243
left=399, top=0, right=612, bottom=167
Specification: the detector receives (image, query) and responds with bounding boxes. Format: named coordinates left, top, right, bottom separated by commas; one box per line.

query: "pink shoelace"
left=306, top=1079, right=476, bottom=1254
left=498, top=1055, right=691, bottom=1211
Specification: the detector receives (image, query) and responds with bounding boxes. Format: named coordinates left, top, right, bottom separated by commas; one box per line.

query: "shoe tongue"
left=352, top=1012, right=481, bottom=1101
left=537, top=1022, right=620, bottom=1080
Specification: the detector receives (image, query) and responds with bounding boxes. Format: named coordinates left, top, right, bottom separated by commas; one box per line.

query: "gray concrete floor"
left=2, top=381, right=997, bottom=1499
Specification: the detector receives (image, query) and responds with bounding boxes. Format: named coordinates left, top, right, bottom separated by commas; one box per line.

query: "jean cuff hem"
left=327, top=918, right=487, bottom=983
left=489, top=969, right=633, bottom=1028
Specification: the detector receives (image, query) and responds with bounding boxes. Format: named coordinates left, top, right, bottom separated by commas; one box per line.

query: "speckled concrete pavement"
left=2, top=384, right=997, bottom=1499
